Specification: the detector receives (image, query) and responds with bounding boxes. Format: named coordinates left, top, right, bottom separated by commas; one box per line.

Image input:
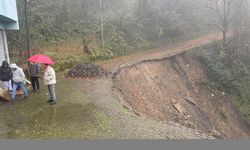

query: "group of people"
left=0, top=61, right=57, bottom=105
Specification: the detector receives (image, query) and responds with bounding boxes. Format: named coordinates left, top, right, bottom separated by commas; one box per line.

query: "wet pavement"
left=0, top=77, right=213, bottom=139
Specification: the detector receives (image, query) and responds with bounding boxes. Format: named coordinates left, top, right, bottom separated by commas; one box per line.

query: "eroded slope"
left=114, top=52, right=250, bottom=138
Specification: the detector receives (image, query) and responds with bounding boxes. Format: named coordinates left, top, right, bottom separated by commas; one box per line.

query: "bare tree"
left=24, top=0, right=31, bottom=58
left=100, top=0, right=104, bottom=50
left=207, top=0, right=244, bottom=49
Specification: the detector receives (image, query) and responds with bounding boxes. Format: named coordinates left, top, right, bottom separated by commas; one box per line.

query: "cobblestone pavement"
left=0, top=77, right=213, bottom=139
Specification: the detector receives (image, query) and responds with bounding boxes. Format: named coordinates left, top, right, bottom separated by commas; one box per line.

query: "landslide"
left=113, top=52, right=250, bottom=139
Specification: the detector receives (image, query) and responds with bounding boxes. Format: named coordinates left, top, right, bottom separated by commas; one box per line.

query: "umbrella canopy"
left=27, top=54, right=54, bottom=64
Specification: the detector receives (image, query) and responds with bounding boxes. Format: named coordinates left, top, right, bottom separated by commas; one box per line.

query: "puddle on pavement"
left=0, top=96, right=111, bottom=139
left=0, top=79, right=113, bottom=139
left=1, top=103, right=110, bottom=139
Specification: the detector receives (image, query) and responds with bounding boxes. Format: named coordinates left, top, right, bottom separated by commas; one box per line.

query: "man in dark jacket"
left=0, top=61, right=13, bottom=91
left=28, top=62, right=40, bottom=92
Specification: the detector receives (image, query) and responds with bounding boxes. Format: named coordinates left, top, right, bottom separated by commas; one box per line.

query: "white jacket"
left=44, top=66, right=56, bottom=85
left=12, top=67, right=26, bottom=83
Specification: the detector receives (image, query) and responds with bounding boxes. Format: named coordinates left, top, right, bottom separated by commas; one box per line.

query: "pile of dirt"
left=67, top=64, right=109, bottom=78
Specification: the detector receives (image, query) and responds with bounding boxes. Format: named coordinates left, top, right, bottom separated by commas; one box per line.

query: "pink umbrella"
left=27, top=54, right=54, bottom=64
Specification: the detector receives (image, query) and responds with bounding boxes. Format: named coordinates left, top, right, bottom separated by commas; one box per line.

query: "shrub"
left=43, top=51, right=91, bottom=72
left=196, top=43, right=250, bottom=124
left=89, top=49, right=114, bottom=61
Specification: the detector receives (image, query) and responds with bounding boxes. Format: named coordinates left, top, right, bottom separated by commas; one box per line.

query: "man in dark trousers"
left=28, top=62, right=40, bottom=92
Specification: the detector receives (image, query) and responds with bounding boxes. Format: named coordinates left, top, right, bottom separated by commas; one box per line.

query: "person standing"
left=43, top=64, right=56, bottom=105
left=10, top=63, right=28, bottom=100
left=0, top=61, right=13, bottom=91
left=28, top=62, right=40, bottom=92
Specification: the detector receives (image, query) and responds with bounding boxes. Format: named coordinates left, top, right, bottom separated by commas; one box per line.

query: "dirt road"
left=99, top=32, right=222, bottom=73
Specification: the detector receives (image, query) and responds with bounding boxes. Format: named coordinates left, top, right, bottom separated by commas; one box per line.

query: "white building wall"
left=0, top=29, right=9, bottom=64
left=0, top=29, right=9, bottom=89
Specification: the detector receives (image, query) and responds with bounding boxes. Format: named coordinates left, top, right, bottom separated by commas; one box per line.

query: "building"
left=0, top=0, right=19, bottom=64
left=0, top=0, right=19, bottom=91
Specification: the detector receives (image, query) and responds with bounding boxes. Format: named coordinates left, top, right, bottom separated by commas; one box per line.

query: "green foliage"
left=104, top=28, right=153, bottom=56
left=201, top=51, right=234, bottom=88
left=89, top=49, right=114, bottom=61
left=43, top=51, right=90, bottom=72
left=239, top=102, right=250, bottom=124
left=199, top=46, right=249, bottom=97
left=197, top=40, right=250, bottom=124
left=8, top=0, right=209, bottom=59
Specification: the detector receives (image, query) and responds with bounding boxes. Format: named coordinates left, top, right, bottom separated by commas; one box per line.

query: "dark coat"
left=0, top=62, right=13, bottom=81
left=28, top=64, right=40, bottom=77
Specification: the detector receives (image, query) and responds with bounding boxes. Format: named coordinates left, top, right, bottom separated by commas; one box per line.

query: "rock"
left=186, top=91, right=190, bottom=96
left=119, top=63, right=131, bottom=68
left=171, top=98, right=177, bottom=104
left=67, top=64, right=108, bottom=78
left=184, top=114, right=192, bottom=120
left=211, top=130, right=223, bottom=139
left=184, top=96, right=196, bottom=105
left=173, top=103, right=185, bottom=115
left=13, top=130, right=21, bottom=134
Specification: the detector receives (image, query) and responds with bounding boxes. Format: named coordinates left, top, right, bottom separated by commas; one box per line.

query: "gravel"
left=67, top=64, right=109, bottom=78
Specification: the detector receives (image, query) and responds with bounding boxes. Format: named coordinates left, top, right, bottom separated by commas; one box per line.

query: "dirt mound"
left=113, top=52, right=250, bottom=139
left=67, top=64, right=109, bottom=78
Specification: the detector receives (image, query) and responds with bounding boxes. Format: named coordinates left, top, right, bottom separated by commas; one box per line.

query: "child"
left=43, top=64, right=56, bottom=105
left=10, top=63, right=28, bottom=100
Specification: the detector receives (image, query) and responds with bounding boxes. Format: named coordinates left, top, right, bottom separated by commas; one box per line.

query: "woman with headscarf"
left=0, top=61, right=13, bottom=91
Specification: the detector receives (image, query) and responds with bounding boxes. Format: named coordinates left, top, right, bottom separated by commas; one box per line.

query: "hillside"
left=113, top=52, right=250, bottom=138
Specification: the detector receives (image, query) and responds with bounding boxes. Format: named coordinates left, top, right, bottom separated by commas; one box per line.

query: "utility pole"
left=100, top=0, right=104, bottom=50
left=24, top=0, right=31, bottom=58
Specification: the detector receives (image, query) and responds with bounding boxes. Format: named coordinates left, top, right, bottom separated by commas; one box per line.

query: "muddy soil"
left=113, top=52, right=250, bottom=139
